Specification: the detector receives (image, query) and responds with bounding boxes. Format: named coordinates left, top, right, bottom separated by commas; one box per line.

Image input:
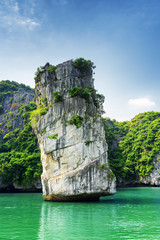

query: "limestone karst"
left=32, top=59, right=116, bottom=201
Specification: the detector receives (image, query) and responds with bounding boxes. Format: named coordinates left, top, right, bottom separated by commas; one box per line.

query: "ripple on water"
left=0, top=188, right=160, bottom=239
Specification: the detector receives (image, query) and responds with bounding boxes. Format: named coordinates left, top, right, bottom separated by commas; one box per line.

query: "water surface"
left=0, top=188, right=160, bottom=239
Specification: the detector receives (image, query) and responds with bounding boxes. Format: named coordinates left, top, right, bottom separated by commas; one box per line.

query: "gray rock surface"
left=141, top=155, right=160, bottom=185
left=0, top=88, right=34, bottom=140
left=33, top=60, right=116, bottom=201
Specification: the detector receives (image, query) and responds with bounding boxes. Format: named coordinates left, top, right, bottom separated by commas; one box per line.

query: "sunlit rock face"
left=141, top=154, right=160, bottom=186
left=33, top=60, right=116, bottom=201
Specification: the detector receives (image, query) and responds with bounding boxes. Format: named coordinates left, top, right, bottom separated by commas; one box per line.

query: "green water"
left=0, top=188, right=160, bottom=240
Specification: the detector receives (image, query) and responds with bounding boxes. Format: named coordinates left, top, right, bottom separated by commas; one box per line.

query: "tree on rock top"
left=72, top=58, right=96, bottom=76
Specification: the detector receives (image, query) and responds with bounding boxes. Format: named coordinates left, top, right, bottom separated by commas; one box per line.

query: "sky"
left=0, top=0, right=160, bottom=121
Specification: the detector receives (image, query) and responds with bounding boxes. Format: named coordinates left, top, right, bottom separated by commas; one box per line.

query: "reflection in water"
left=38, top=188, right=160, bottom=240
left=38, top=202, right=105, bottom=239
left=1, top=189, right=160, bottom=239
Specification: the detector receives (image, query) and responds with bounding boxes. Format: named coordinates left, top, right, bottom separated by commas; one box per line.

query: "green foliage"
left=3, top=131, right=15, bottom=140
left=0, top=80, right=33, bottom=107
left=0, top=80, right=33, bottom=94
left=69, top=86, right=104, bottom=109
left=42, top=128, right=46, bottom=134
left=40, top=108, right=47, bottom=116
left=97, top=164, right=108, bottom=170
left=103, top=112, right=160, bottom=183
left=34, top=67, right=43, bottom=80
left=39, top=97, right=48, bottom=106
left=69, top=87, right=91, bottom=102
left=93, top=93, right=105, bottom=108
left=0, top=122, right=41, bottom=186
left=21, top=96, right=24, bottom=102
left=0, top=81, right=41, bottom=186
left=53, top=91, right=63, bottom=103
left=47, top=65, right=58, bottom=72
left=108, top=171, right=115, bottom=179
left=30, top=102, right=48, bottom=127
left=48, top=134, right=58, bottom=140
left=72, top=58, right=96, bottom=76
left=0, top=104, right=3, bottom=114
left=68, top=114, right=83, bottom=128
left=24, top=101, right=37, bottom=112
left=9, top=97, right=13, bottom=103
left=85, top=141, right=93, bottom=146
left=35, top=64, right=58, bottom=81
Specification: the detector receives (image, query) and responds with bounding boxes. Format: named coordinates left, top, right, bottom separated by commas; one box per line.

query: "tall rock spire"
left=32, top=59, right=116, bottom=201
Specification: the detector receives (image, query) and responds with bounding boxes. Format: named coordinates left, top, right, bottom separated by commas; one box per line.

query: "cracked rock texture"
left=141, top=155, right=160, bottom=186
left=33, top=60, right=116, bottom=201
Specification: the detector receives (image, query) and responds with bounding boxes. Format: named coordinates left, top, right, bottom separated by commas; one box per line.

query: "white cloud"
left=12, top=2, right=19, bottom=12
left=17, top=18, right=39, bottom=27
left=128, top=97, right=155, bottom=108
left=0, top=0, right=40, bottom=30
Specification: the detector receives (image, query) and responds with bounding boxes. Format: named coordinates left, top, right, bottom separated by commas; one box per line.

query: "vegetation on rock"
left=68, top=114, right=83, bottom=128
left=53, top=91, right=63, bottom=102
left=30, top=106, right=47, bottom=127
left=69, top=86, right=105, bottom=109
left=48, top=134, right=58, bottom=140
left=69, top=87, right=91, bottom=102
left=103, top=111, right=160, bottom=183
left=47, top=65, right=58, bottom=72
left=0, top=80, right=41, bottom=187
left=72, top=58, right=96, bottom=76
left=1, top=63, right=160, bottom=189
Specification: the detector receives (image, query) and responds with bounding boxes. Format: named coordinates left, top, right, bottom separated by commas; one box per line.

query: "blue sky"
left=0, top=0, right=160, bottom=121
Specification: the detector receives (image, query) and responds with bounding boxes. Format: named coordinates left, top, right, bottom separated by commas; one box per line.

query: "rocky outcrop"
left=0, top=88, right=34, bottom=140
left=0, top=83, right=42, bottom=192
left=33, top=60, right=116, bottom=201
left=0, top=177, right=42, bottom=193
left=140, top=155, right=160, bottom=186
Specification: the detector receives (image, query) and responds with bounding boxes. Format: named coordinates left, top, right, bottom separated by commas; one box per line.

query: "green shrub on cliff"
left=69, top=87, right=91, bottom=102
left=68, top=114, right=83, bottom=128
left=93, top=93, right=105, bottom=107
left=47, top=65, right=58, bottom=72
left=48, top=134, right=58, bottom=140
left=34, top=67, right=43, bottom=80
left=30, top=102, right=48, bottom=127
left=69, top=87, right=104, bottom=108
left=72, top=58, right=96, bottom=75
left=53, top=91, right=63, bottom=102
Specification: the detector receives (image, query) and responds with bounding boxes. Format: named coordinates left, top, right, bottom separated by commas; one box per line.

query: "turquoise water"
left=0, top=188, right=160, bottom=240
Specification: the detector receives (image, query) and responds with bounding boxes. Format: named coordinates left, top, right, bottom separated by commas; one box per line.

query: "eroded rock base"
left=43, top=192, right=111, bottom=202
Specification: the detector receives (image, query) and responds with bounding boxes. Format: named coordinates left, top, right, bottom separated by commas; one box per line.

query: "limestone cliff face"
left=33, top=60, right=116, bottom=201
left=140, top=155, right=160, bottom=186
left=0, top=88, right=34, bottom=140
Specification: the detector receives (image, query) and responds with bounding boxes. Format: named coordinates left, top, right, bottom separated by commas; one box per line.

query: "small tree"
left=72, top=58, right=96, bottom=76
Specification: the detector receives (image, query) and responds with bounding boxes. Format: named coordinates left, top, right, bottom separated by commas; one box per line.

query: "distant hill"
left=0, top=80, right=41, bottom=192
left=103, top=111, right=160, bottom=186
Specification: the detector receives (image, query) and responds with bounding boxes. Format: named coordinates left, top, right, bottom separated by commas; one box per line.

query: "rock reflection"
left=38, top=200, right=120, bottom=240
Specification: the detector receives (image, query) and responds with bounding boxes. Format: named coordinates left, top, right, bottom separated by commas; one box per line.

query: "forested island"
left=0, top=59, right=160, bottom=193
